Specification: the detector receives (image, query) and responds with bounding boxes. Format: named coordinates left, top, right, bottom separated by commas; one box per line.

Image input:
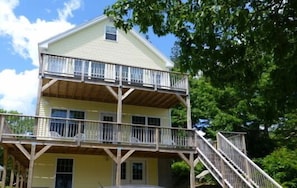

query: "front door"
left=120, top=160, right=146, bottom=185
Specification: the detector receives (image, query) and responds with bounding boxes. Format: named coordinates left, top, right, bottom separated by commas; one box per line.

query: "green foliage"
left=171, top=160, right=217, bottom=186
left=260, top=148, right=297, bottom=188
left=105, top=1, right=297, bottom=185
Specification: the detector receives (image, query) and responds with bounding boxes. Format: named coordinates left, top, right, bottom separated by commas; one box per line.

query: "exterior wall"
left=33, top=153, right=158, bottom=188
left=39, top=97, right=170, bottom=125
left=37, top=97, right=171, bottom=138
left=43, top=18, right=168, bottom=71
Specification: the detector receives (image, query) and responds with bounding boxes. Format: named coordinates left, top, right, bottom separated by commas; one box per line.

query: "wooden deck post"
left=117, top=86, right=122, bottom=123
left=186, top=77, right=192, bottom=129
left=9, top=156, right=15, bottom=188
left=116, top=148, right=121, bottom=186
left=27, top=144, right=36, bottom=188
left=1, top=148, right=8, bottom=188
left=189, top=153, right=195, bottom=188
left=16, top=162, right=20, bottom=188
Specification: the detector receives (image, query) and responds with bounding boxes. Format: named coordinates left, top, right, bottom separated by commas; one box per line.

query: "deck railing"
left=0, top=114, right=195, bottom=149
left=217, top=132, right=282, bottom=188
left=40, top=53, right=188, bottom=92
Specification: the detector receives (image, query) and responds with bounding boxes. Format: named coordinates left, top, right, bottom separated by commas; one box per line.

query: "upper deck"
left=39, top=53, right=189, bottom=108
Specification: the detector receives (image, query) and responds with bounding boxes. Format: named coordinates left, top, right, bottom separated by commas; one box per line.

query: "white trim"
left=105, top=25, right=118, bottom=42
left=54, top=157, right=74, bottom=188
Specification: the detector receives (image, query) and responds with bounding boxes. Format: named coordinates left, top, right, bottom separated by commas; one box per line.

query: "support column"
left=116, top=148, right=121, bottom=186
left=1, top=148, right=8, bottom=188
left=27, top=144, right=36, bottom=188
left=117, top=87, right=122, bottom=123
left=178, top=152, right=196, bottom=188
left=104, top=148, right=135, bottom=187
left=189, top=153, right=195, bottom=188
left=9, top=156, right=15, bottom=188
left=186, top=95, right=192, bottom=129
left=16, top=162, right=20, bottom=188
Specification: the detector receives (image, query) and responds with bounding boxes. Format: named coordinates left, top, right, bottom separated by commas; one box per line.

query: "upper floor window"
left=105, top=25, right=117, bottom=41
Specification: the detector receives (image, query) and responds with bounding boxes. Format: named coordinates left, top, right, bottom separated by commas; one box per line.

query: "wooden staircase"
left=195, top=131, right=282, bottom=188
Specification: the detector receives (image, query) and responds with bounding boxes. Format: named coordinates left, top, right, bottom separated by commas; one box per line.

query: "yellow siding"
left=37, top=97, right=170, bottom=138
left=45, top=18, right=168, bottom=70
left=33, top=153, right=158, bottom=187
left=146, top=158, right=158, bottom=185
left=39, top=97, right=170, bottom=126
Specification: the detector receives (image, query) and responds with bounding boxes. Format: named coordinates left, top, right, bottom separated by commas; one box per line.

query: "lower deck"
left=0, top=113, right=197, bottom=188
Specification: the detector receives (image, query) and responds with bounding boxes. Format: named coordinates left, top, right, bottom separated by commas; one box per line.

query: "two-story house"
left=0, top=15, right=195, bottom=188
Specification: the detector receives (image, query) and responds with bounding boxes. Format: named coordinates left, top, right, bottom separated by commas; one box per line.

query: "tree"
left=261, top=148, right=297, bottom=188
left=105, top=0, right=297, bottom=117
left=105, top=1, right=297, bottom=184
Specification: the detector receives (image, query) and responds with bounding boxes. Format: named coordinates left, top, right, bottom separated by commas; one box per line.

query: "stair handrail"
left=217, top=132, right=282, bottom=188
left=196, top=131, right=253, bottom=188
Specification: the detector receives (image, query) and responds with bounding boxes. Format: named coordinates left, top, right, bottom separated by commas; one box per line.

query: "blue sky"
left=0, top=0, right=176, bottom=115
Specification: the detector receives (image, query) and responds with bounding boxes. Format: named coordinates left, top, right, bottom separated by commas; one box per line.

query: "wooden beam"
left=41, top=79, right=57, bottom=92
left=1, top=148, right=8, bottom=188
left=9, top=156, right=15, bottom=187
left=194, top=157, right=200, bottom=167
left=189, top=153, right=195, bottom=188
left=16, top=161, right=20, bottom=188
left=34, top=145, right=52, bottom=160
left=103, top=148, right=117, bottom=163
left=122, top=88, right=134, bottom=101
left=0, top=115, right=5, bottom=141
left=27, top=144, right=36, bottom=188
left=120, top=150, right=135, bottom=163
left=175, top=94, right=187, bottom=107
left=117, top=87, right=122, bottom=123
left=15, top=144, right=30, bottom=160
left=186, top=95, right=192, bottom=129
left=178, top=152, right=190, bottom=166
left=105, top=86, right=118, bottom=100
left=116, top=148, right=121, bottom=186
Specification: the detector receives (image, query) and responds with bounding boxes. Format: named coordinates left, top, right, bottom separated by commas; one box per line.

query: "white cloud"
left=0, top=69, right=38, bottom=114
left=58, top=0, right=82, bottom=21
left=0, top=0, right=82, bottom=114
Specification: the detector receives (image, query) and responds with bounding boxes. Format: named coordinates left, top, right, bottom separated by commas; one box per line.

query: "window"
left=132, top=116, right=160, bottom=143
left=55, top=159, right=73, bottom=188
left=50, top=109, right=85, bottom=137
left=105, top=26, right=117, bottom=41
left=119, top=161, right=145, bottom=185
left=121, top=162, right=126, bottom=180
left=132, top=162, right=143, bottom=180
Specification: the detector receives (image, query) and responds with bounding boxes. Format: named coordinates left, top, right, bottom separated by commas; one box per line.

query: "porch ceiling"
left=41, top=79, right=183, bottom=108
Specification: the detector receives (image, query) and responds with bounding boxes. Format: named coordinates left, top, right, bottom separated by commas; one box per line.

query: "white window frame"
left=50, top=108, right=85, bottom=137
left=54, top=158, right=74, bottom=188
left=105, top=25, right=117, bottom=41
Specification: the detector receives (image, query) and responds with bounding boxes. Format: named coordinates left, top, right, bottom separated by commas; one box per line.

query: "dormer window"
left=105, top=25, right=117, bottom=41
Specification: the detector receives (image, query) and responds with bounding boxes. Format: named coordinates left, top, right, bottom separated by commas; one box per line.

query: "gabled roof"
left=38, top=15, right=174, bottom=68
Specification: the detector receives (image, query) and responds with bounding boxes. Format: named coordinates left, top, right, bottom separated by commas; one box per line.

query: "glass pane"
left=56, top=159, right=73, bottom=172
left=55, top=174, right=72, bottom=188
left=51, top=109, right=67, bottom=118
left=130, top=67, right=143, bottom=84
left=106, top=26, right=117, bottom=41
left=69, top=111, right=84, bottom=119
left=50, top=109, right=67, bottom=136
left=132, top=116, right=145, bottom=125
left=69, top=111, right=85, bottom=136
left=91, top=62, right=105, bottom=78
left=148, top=117, right=160, bottom=126
left=132, top=162, right=143, bottom=180
left=121, top=162, right=126, bottom=180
